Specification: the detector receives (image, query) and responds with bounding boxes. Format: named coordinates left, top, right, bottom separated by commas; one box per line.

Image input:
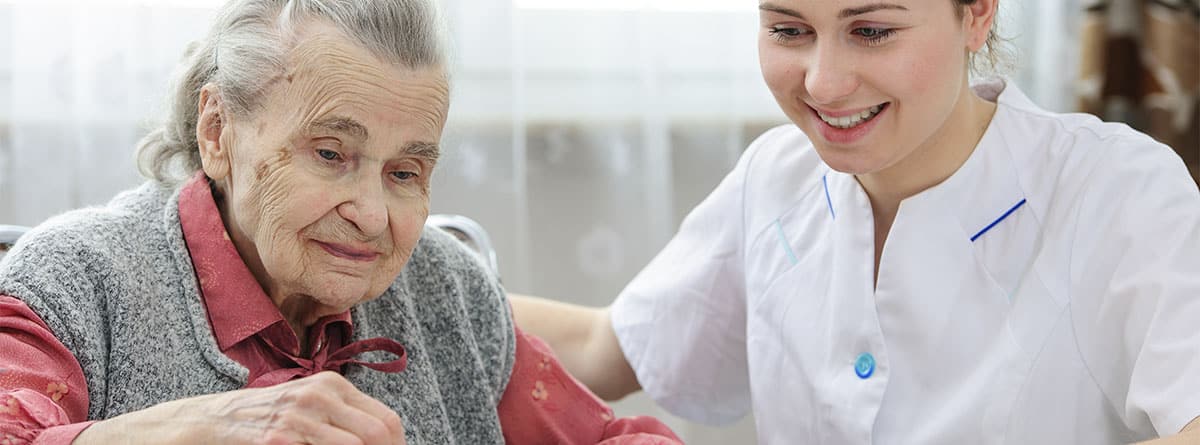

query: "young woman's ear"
left=963, top=0, right=999, bottom=52
left=196, top=84, right=231, bottom=181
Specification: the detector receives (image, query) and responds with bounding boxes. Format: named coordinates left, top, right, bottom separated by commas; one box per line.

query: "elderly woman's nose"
left=336, top=181, right=390, bottom=237
left=803, top=43, right=860, bottom=106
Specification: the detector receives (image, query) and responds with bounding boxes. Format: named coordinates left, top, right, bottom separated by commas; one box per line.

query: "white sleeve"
left=1069, top=136, right=1200, bottom=437
left=610, top=133, right=766, bottom=425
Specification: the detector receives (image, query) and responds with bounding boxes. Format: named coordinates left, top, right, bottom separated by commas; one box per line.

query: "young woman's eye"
left=767, top=25, right=811, bottom=42
left=316, top=149, right=341, bottom=161
left=852, top=27, right=896, bottom=45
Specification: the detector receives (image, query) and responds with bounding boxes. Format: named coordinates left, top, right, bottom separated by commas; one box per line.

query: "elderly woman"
left=0, top=1, right=681, bottom=444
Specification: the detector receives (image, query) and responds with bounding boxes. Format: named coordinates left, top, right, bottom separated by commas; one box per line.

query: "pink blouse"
left=0, top=174, right=680, bottom=444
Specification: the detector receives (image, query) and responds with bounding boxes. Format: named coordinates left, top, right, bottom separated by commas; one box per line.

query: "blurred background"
left=0, top=0, right=1195, bottom=442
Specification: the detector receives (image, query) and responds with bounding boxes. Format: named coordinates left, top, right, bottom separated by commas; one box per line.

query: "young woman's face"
left=758, top=0, right=976, bottom=175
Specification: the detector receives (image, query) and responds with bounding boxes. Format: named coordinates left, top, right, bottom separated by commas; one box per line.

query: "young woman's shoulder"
left=997, top=85, right=1182, bottom=178
left=995, top=85, right=1193, bottom=213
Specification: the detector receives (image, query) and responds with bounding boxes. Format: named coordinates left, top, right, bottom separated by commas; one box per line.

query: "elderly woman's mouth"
left=315, top=241, right=381, bottom=262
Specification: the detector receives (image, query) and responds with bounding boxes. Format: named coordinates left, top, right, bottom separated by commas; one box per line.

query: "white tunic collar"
left=821, top=78, right=1031, bottom=246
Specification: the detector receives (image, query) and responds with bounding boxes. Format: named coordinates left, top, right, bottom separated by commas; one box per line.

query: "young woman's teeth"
left=819, top=104, right=884, bottom=129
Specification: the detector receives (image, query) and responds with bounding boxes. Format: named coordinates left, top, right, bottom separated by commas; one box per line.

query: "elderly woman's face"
left=201, top=28, right=448, bottom=324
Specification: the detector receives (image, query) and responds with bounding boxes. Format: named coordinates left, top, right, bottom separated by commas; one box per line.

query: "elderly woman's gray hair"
left=137, top=0, right=447, bottom=183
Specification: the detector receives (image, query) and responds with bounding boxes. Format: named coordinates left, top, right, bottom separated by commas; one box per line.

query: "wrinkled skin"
left=198, top=23, right=449, bottom=336
left=78, top=372, right=408, bottom=445
left=75, top=22, right=448, bottom=445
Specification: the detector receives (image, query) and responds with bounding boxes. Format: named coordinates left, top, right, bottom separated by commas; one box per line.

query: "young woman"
left=512, top=0, right=1200, bottom=443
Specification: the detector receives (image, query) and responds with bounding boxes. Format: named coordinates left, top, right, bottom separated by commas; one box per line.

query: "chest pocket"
left=971, top=208, right=1067, bottom=362
left=745, top=202, right=839, bottom=350
left=745, top=241, right=835, bottom=444
left=970, top=208, right=1079, bottom=442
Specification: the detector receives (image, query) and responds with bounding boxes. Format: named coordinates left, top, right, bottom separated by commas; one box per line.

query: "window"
left=513, top=0, right=748, bottom=12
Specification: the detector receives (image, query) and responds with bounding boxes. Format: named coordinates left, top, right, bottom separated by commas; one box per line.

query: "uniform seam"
left=1064, top=144, right=1131, bottom=428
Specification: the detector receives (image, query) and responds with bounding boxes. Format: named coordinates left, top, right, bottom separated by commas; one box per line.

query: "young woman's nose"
left=803, top=42, right=860, bottom=106
left=336, top=176, right=389, bottom=237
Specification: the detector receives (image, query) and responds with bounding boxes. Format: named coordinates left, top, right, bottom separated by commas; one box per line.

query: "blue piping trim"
left=774, top=220, right=799, bottom=265
left=970, top=199, right=1027, bottom=242
left=823, top=173, right=835, bottom=220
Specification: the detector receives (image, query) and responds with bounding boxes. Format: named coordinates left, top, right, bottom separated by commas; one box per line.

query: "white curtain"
left=0, top=1, right=1081, bottom=442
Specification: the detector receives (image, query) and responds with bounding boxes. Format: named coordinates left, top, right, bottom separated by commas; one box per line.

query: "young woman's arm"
left=1137, top=417, right=1200, bottom=444
left=509, top=294, right=641, bottom=401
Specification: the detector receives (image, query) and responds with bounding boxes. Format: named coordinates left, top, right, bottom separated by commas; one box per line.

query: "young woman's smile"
left=807, top=101, right=891, bottom=145
left=758, top=0, right=987, bottom=178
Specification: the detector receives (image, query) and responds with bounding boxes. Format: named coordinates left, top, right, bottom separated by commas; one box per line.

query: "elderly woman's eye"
left=317, top=149, right=341, bottom=161
left=392, top=171, right=418, bottom=181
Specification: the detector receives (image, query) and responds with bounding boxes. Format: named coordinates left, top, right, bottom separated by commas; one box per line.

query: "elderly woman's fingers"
left=342, top=394, right=406, bottom=445
left=198, top=372, right=403, bottom=445
left=332, top=382, right=406, bottom=442
left=71, top=371, right=410, bottom=445
left=77, top=372, right=408, bottom=445
left=320, top=396, right=402, bottom=445
left=259, top=420, right=362, bottom=445
left=301, top=371, right=406, bottom=445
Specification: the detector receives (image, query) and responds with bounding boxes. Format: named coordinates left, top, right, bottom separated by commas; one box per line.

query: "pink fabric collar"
left=176, top=171, right=405, bottom=387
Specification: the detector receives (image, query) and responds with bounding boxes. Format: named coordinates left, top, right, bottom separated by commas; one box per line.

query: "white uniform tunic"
left=611, top=80, right=1200, bottom=444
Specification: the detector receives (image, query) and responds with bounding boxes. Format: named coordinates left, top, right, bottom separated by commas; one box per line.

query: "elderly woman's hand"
left=74, top=371, right=405, bottom=445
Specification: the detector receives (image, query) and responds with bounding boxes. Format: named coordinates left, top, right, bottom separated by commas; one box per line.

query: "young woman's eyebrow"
left=759, top=2, right=806, bottom=20
left=840, top=3, right=909, bottom=19
left=758, top=3, right=910, bottom=21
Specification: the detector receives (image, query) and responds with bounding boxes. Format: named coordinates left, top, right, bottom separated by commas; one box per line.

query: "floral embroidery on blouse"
left=45, top=383, right=68, bottom=402
left=0, top=397, right=18, bottom=416
left=531, top=381, right=549, bottom=401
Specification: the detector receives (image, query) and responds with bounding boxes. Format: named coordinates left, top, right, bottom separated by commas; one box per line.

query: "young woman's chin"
left=811, top=144, right=893, bottom=176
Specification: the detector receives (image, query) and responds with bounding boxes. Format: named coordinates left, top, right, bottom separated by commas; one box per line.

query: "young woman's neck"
left=857, top=78, right=997, bottom=285
left=857, top=80, right=997, bottom=221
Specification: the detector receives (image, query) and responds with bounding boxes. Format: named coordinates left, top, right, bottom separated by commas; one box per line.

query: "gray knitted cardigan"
left=0, top=181, right=516, bottom=444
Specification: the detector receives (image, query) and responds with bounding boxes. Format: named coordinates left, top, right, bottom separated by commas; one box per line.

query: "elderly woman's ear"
left=196, top=84, right=232, bottom=181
